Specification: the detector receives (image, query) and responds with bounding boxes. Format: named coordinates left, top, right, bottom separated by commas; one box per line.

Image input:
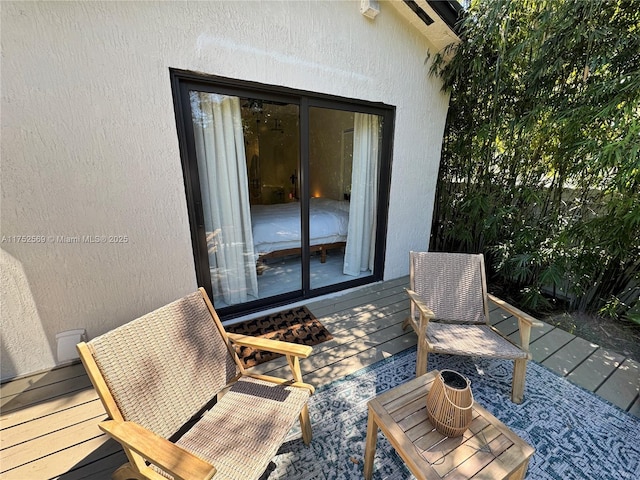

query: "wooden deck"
left=2, top=277, right=639, bottom=479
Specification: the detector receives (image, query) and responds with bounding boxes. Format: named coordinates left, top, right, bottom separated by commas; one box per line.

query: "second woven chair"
left=403, top=252, right=542, bottom=403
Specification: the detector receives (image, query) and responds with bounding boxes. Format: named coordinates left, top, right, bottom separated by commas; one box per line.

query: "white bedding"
left=251, top=198, right=349, bottom=255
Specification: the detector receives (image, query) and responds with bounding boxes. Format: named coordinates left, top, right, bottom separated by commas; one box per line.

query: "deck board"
left=2, top=416, right=104, bottom=472
left=528, top=327, right=575, bottom=363
left=3, top=435, right=120, bottom=480
left=566, top=347, right=626, bottom=392
left=489, top=300, right=554, bottom=346
left=1, top=375, right=94, bottom=413
left=595, top=358, right=640, bottom=411
left=1, top=277, right=637, bottom=480
left=488, top=305, right=513, bottom=325
left=1, top=399, right=104, bottom=450
left=541, top=337, right=600, bottom=377
left=1, top=388, right=99, bottom=430
left=0, top=364, right=88, bottom=400
left=54, top=451, right=127, bottom=480
left=491, top=315, right=521, bottom=337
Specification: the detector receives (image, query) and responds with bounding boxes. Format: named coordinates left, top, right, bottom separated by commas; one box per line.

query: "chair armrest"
left=99, top=420, right=216, bottom=480
left=487, top=293, right=544, bottom=328
left=488, top=293, right=543, bottom=351
left=227, top=332, right=312, bottom=358
left=406, top=289, right=435, bottom=320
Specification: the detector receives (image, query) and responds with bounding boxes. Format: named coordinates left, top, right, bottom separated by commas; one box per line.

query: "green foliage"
left=429, top=0, right=640, bottom=318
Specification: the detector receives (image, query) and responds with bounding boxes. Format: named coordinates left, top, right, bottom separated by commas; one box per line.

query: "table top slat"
left=397, top=406, right=429, bottom=431
left=424, top=424, right=501, bottom=467
left=405, top=418, right=437, bottom=442
left=445, top=433, right=514, bottom=480
left=383, top=382, right=429, bottom=413
left=391, top=395, right=430, bottom=422
left=413, top=428, right=448, bottom=452
left=471, top=444, right=533, bottom=479
left=423, top=428, right=500, bottom=477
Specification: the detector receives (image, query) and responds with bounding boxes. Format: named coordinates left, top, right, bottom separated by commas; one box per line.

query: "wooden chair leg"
left=112, top=463, right=147, bottom=480
left=363, top=405, right=378, bottom=480
left=401, top=317, right=411, bottom=330
left=511, top=358, right=527, bottom=404
left=299, top=404, right=313, bottom=445
left=416, top=340, right=428, bottom=377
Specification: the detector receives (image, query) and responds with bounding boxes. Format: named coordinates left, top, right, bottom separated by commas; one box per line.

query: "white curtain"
left=190, top=92, right=258, bottom=305
left=343, top=113, right=380, bottom=276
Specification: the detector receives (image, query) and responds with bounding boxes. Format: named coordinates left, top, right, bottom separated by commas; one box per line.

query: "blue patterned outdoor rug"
left=268, top=347, right=640, bottom=479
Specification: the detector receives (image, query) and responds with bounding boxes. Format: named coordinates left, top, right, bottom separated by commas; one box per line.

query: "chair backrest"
left=85, top=290, right=240, bottom=439
left=410, top=252, right=488, bottom=324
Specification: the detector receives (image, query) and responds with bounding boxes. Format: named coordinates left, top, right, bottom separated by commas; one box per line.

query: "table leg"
left=364, top=405, right=378, bottom=480
left=508, top=459, right=530, bottom=480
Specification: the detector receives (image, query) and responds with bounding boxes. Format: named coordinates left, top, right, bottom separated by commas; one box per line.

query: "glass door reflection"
left=308, top=107, right=382, bottom=290
left=190, top=91, right=301, bottom=308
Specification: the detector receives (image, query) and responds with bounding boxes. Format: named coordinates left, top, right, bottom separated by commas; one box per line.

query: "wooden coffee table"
left=364, top=370, right=534, bottom=479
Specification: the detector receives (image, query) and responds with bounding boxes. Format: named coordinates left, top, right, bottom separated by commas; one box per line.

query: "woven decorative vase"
left=426, top=370, right=474, bottom=437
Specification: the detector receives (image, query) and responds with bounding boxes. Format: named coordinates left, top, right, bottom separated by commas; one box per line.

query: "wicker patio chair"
left=77, top=288, right=314, bottom=480
left=402, top=252, right=543, bottom=403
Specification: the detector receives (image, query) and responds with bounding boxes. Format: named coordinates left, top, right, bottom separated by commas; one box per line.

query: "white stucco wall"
left=0, top=0, right=450, bottom=380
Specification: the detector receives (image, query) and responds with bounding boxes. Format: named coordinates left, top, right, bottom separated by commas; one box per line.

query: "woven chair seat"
left=159, top=376, right=310, bottom=480
left=427, top=322, right=528, bottom=359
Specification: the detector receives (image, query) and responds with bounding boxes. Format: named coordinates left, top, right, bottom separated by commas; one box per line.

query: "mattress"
left=251, top=198, right=349, bottom=255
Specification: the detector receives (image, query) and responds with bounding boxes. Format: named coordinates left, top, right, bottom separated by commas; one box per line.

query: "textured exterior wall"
left=0, top=0, right=450, bottom=379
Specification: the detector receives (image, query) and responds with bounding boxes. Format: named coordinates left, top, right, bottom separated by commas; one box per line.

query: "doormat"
left=225, top=306, right=332, bottom=368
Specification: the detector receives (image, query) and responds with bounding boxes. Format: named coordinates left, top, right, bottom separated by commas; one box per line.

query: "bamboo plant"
left=429, top=0, right=640, bottom=323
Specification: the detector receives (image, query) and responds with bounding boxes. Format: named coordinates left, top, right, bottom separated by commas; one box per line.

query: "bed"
left=251, top=197, right=349, bottom=273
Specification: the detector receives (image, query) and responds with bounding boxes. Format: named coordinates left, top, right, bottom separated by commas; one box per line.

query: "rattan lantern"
left=426, top=370, right=474, bottom=437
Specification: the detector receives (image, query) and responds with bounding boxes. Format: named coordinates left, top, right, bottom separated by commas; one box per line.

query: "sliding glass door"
left=189, top=92, right=302, bottom=309
left=308, top=107, right=383, bottom=290
left=243, top=99, right=302, bottom=305
left=189, top=92, right=260, bottom=307
left=172, top=71, right=393, bottom=318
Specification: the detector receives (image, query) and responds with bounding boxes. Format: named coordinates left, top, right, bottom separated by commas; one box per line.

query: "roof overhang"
left=386, top=0, right=462, bottom=53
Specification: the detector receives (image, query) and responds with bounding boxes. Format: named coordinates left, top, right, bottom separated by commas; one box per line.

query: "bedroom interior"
left=204, top=98, right=380, bottom=309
